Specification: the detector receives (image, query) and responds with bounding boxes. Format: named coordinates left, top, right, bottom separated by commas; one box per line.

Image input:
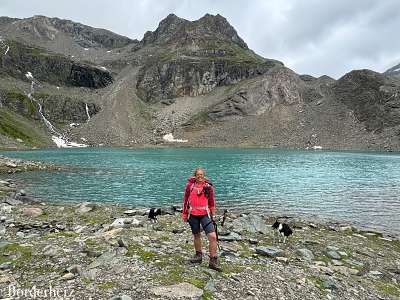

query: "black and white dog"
left=148, top=208, right=162, bottom=223
left=271, top=219, right=293, bottom=243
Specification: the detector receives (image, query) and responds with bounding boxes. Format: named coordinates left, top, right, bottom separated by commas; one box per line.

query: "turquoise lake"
left=1, top=148, right=400, bottom=236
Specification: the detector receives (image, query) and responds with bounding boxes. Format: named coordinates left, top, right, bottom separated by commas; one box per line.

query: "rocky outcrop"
left=0, top=15, right=136, bottom=49
left=35, top=93, right=100, bottom=123
left=136, top=13, right=282, bottom=103
left=0, top=40, right=113, bottom=88
left=207, top=67, right=304, bottom=120
left=333, top=70, right=400, bottom=132
left=0, top=89, right=100, bottom=123
left=137, top=58, right=280, bottom=102
left=142, top=13, right=248, bottom=49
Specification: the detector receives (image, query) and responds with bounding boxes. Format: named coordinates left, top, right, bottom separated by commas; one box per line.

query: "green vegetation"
left=375, top=281, right=400, bottom=297
left=5, top=90, right=37, bottom=116
left=307, top=276, right=328, bottom=294
left=126, top=242, right=156, bottom=261
left=80, top=212, right=112, bottom=226
left=0, top=105, right=49, bottom=147
left=0, top=243, right=33, bottom=267
left=43, top=231, right=78, bottom=240
left=97, top=281, right=118, bottom=290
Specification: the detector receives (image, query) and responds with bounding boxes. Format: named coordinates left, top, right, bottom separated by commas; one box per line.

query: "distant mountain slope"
left=0, top=14, right=399, bottom=150
left=384, top=62, right=400, bottom=77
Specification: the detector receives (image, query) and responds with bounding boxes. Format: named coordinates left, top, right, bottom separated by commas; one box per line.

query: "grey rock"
left=219, top=232, right=242, bottom=241
left=255, top=246, right=285, bottom=258
left=77, top=202, right=96, bottom=214
left=326, top=246, right=339, bottom=252
left=331, top=260, right=343, bottom=266
left=151, top=282, right=203, bottom=299
left=89, top=251, right=119, bottom=269
left=61, top=272, right=75, bottom=280
left=231, top=214, right=268, bottom=234
left=344, top=259, right=364, bottom=268
left=5, top=198, right=22, bottom=206
left=204, top=280, right=216, bottom=293
left=0, top=262, right=13, bottom=270
left=15, top=195, right=39, bottom=204
left=66, top=264, right=83, bottom=275
left=326, top=251, right=341, bottom=260
left=123, top=209, right=147, bottom=216
left=296, top=248, right=314, bottom=261
left=117, top=238, right=128, bottom=248
left=22, top=207, right=43, bottom=218
left=110, top=296, right=132, bottom=300
left=248, top=238, right=259, bottom=245
left=303, top=240, right=320, bottom=246
left=369, top=270, right=383, bottom=276
left=322, top=278, right=338, bottom=290
left=43, top=246, right=58, bottom=257
left=110, top=217, right=141, bottom=229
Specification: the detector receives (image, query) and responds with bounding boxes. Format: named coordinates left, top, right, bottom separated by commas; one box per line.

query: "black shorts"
left=188, top=215, right=215, bottom=235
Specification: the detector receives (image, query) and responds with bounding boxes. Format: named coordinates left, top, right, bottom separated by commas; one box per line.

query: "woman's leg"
left=207, top=232, right=218, bottom=257
left=193, top=233, right=202, bottom=252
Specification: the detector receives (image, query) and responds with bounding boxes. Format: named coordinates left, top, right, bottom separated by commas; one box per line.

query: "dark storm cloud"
left=1, top=0, right=399, bottom=78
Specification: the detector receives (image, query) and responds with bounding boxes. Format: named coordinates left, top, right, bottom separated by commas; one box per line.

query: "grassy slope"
left=0, top=107, right=50, bottom=147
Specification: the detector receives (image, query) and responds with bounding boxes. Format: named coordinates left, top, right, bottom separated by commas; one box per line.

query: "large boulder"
left=230, top=214, right=268, bottom=234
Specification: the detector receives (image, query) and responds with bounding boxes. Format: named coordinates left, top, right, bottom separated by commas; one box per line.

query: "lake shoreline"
left=1, top=173, right=400, bottom=299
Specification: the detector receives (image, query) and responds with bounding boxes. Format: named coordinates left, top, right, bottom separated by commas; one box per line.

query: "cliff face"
left=136, top=58, right=279, bottom=102
left=0, top=40, right=113, bottom=88
left=136, top=14, right=282, bottom=102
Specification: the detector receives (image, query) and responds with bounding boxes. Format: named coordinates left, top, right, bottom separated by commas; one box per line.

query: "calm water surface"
left=1, top=148, right=399, bottom=236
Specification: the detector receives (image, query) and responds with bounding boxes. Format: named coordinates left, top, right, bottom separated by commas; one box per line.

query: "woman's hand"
left=182, top=213, right=188, bottom=222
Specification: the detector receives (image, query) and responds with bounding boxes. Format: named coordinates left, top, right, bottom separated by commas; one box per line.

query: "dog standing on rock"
left=148, top=208, right=161, bottom=223
left=272, top=219, right=293, bottom=243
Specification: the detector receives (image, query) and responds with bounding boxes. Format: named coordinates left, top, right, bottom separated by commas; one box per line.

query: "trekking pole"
left=212, top=218, right=221, bottom=251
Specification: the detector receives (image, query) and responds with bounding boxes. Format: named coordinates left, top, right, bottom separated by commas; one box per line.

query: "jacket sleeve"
left=182, top=184, right=190, bottom=219
left=208, top=185, right=216, bottom=216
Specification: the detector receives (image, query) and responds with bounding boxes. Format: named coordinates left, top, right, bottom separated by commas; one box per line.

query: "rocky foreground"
left=0, top=179, right=400, bottom=299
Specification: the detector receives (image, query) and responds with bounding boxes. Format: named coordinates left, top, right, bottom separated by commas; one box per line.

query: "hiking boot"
left=189, top=251, right=203, bottom=264
left=208, top=256, right=222, bottom=272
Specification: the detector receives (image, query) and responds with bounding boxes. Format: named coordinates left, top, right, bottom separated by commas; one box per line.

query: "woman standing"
left=182, top=167, right=221, bottom=271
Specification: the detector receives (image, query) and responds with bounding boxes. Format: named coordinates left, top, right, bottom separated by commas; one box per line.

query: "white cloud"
left=1, top=0, right=399, bottom=78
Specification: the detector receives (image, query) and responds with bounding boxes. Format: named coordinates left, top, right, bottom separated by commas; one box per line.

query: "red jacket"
left=182, top=177, right=215, bottom=220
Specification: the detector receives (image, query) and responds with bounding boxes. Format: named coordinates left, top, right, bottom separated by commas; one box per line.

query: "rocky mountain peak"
left=384, top=62, right=400, bottom=77
left=0, top=15, right=136, bottom=49
left=142, top=13, right=247, bottom=49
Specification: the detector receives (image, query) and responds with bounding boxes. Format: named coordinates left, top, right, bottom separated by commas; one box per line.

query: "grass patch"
left=0, top=243, right=32, bottom=268
left=97, top=282, right=117, bottom=290
left=153, top=265, right=186, bottom=285
left=0, top=108, right=49, bottom=146
left=202, top=290, right=213, bottom=300
left=126, top=242, right=156, bottom=262
left=79, top=212, right=111, bottom=226
left=42, top=231, right=78, bottom=240
left=375, top=281, right=400, bottom=297
left=221, top=262, right=245, bottom=275
left=5, top=90, right=37, bottom=116
left=307, top=276, right=327, bottom=294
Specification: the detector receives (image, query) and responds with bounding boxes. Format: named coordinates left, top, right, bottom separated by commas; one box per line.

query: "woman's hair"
left=193, top=167, right=205, bottom=176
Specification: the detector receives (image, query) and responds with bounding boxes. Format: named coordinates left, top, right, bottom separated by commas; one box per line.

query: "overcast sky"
left=1, top=0, right=399, bottom=79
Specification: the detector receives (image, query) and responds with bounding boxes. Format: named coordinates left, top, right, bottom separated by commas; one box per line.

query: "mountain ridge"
left=0, top=14, right=399, bottom=150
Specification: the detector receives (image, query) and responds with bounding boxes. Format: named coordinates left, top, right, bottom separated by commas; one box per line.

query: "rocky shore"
left=0, top=164, right=399, bottom=299
left=0, top=155, right=61, bottom=174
